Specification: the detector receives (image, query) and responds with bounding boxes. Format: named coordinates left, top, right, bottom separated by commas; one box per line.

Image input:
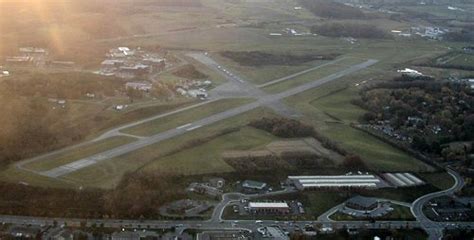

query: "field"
left=23, top=136, right=136, bottom=172
left=57, top=108, right=280, bottom=189
left=121, top=98, right=254, bottom=137
left=444, top=53, right=474, bottom=67
left=140, top=127, right=277, bottom=175
left=262, top=57, right=365, bottom=93
left=0, top=0, right=461, bottom=191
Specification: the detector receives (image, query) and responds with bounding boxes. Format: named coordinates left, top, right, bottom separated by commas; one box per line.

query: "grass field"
left=310, top=88, right=366, bottom=122
left=23, top=136, right=136, bottom=172
left=58, top=107, right=279, bottom=189
left=262, top=57, right=365, bottom=93
left=303, top=192, right=349, bottom=218
left=212, top=53, right=330, bottom=85
left=281, top=71, right=433, bottom=172
left=445, top=53, right=474, bottom=67
left=141, top=127, right=277, bottom=175
left=420, top=172, right=455, bottom=190
left=324, top=124, right=432, bottom=171
left=121, top=98, right=254, bottom=137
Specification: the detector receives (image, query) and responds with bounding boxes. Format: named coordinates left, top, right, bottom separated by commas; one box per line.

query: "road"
left=411, top=168, right=465, bottom=240
left=19, top=55, right=377, bottom=178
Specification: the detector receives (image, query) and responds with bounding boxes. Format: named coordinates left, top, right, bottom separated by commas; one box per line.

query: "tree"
left=342, top=155, right=366, bottom=170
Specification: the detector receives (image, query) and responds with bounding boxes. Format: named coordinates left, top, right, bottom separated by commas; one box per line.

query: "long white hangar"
left=288, top=174, right=383, bottom=190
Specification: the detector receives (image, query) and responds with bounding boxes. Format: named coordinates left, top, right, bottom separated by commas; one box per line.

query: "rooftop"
left=249, top=202, right=289, bottom=209
left=346, top=195, right=378, bottom=208
left=242, top=180, right=267, bottom=189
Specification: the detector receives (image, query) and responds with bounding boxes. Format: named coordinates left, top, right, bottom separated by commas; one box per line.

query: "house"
left=9, top=226, right=41, bottom=238
left=345, top=196, right=379, bottom=211
left=256, top=227, right=289, bottom=240
left=249, top=202, right=290, bottom=215
left=126, top=82, right=153, bottom=92
left=209, top=177, right=225, bottom=188
left=118, top=64, right=150, bottom=78
left=111, top=231, right=140, bottom=240
left=242, top=180, right=267, bottom=191
left=187, top=89, right=208, bottom=98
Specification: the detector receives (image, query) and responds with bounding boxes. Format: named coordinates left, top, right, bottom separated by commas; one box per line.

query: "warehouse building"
left=248, top=202, right=290, bottom=215
left=381, top=172, right=425, bottom=188
left=345, top=196, right=379, bottom=211
left=242, top=180, right=267, bottom=191
left=288, top=174, right=383, bottom=190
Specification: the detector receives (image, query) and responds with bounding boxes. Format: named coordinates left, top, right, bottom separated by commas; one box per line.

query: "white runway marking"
left=186, top=125, right=202, bottom=131
left=176, top=123, right=192, bottom=129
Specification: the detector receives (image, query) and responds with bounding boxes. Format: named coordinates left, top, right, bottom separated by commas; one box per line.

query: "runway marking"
left=186, top=125, right=202, bottom=131
left=176, top=123, right=192, bottom=129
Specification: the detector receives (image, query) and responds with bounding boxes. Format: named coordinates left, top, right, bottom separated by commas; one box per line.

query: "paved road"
left=31, top=57, right=377, bottom=178
left=411, top=169, right=465, bottom=240
left=0, top=214, right=422, bottom=234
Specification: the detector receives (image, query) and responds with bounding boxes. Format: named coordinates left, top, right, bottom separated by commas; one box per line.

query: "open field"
left=212, top=53, right=330, bottom=85
left=420, top=172, right=455, bottom=190
left=310, top=88, right=366, bottom=122
left=303, top=192, right=349, bottom=218
left=262, top=57, right=366, bottom=93
left=23, top=136, right=136, bottom=172
left=121, top=98, right=254, bottom=137
left=58, top=107, right=279, bottom=189
left=282, top=71, right=434, bottom=172
left=444, top=53, right=474, bottom=67
left=141, top=127, right=277, bottom=175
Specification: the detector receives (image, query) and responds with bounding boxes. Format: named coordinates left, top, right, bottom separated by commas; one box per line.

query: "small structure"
left=125, top=82, right=153, bottom=92
left=256, top=227, right=289, bottom=240
left=397, top=68, right=424, bottom=78
left=9, top=226, right=41, bottom=238
left=242, top=180, right=267, bottom=191
left=111, top=231, right=140, bottom=240
left=345, top=196, right=379, bottom=211
left=209, top=177, right=225, bottom=188
left=249, top=202, right=290, bottom=215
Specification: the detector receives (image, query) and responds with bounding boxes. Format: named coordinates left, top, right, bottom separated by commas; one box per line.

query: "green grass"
left=59, top=108, right=279, bottom=189
left=323, top=124, right=432, bottom=171
left=262, top=57, right=364, bottom=93
left=303, top=192, right=349, bottom=217
left=445, top=53, right=474, bottom=67
left=23, top=136, right=136, bottom=172
left=121, top=98, right=254, bottom=137
left=330, top=204, right=414, bottom=221
left=310, top=88, right=366, bottom=122
left=212, top=53, right=329, bottom=85
left=420, top=172, right=455, bottom=190
left=141, top=127, right=277, bottom=175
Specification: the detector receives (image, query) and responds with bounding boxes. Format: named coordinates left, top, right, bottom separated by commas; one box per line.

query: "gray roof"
left=242, top=180, right=267, bottom=189
left=346, top=196, right=378, bottom=208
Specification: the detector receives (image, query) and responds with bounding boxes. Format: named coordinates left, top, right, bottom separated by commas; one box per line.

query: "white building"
left=249, top=202, right=290, bottom=214
left=288, top=174, right=381, bottom=190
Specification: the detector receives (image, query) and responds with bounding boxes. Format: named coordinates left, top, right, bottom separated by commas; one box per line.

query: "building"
left=248, top=202, right=290, bottom=215
left=242, top=180, right=267, bottom=191
left=345, top=196, right=379, bottom=211
left=288, top=174, right=381, bottom=190
left=9, top=226, right=41, bottom=238
left=111, top=231, right=140, bottom=240
left=381, top=172, right=425, bottom=188
left=256, top=227, right=289, bottom=240
left=126, top=82, right=153, bottom=92
left=209, top=177, right=225, bottom=188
